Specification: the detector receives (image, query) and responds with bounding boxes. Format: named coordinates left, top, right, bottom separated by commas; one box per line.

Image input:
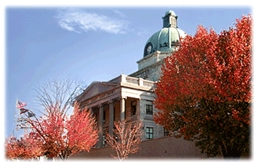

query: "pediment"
left=76, top=81, right=119, bottom=102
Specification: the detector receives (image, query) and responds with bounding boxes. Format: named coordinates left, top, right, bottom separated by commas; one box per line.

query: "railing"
left=143, top=80, right=154, bottom=87
left=126, top=76, right=139, bottom=85
left=110, top=74, right=155, bottom=88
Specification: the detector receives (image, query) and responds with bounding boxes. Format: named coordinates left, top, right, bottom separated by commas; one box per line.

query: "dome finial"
left=162, top=10, right=178, bottom=28
left=165, top=10, right=176, bottom=17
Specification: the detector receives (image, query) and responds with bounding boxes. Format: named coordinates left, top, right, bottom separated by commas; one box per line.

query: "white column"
left=120, top=98, right=126, bottom=121
left=109, top=101, right=114, bottom=136
left=98, top=104, right=104, bottom=148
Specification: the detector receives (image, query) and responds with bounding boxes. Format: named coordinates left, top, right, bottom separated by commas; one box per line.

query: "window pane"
left=131, top=101, right=137, bottom=116
left=146, top=104, right=153, bottom=115
left=145, top=127, right=153, bottom=139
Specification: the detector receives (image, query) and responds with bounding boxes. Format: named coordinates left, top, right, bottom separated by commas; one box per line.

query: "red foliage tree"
left=154, top=15, right=252, bottom=158
left=5, top=133, right=43, bottom=160
left=28, top=103, right=98, bottom=160
left=66, top=103, right=99, bottom=157
left=6, top=103, right=98, bottom=160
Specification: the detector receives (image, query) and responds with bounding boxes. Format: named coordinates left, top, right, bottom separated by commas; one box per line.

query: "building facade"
left=75, top=10, right=186, bottom=148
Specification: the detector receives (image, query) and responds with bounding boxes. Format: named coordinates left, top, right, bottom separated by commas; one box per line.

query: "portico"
left=75, top=74, right=156, bottom=148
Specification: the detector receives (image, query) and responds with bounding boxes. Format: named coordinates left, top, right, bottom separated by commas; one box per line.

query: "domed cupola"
left=143, top=10, right=186, bottom=57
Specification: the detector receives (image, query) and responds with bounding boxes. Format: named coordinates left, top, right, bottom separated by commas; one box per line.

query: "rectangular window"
left=131, top=100, right=137, bottom=116
left=146, top=101, right=153, bottom=115
left=146, top=127, right=153, bottom=139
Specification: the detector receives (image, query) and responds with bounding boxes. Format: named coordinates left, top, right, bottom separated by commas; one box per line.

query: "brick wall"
left=68, top=136, right=207, bottom=160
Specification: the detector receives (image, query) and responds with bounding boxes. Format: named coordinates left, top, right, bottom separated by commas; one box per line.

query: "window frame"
left=131, top=100, right=137, bottom=116
left=146, top=101, right=153, bottom=115
left=145, top=127, right=153, bottom=139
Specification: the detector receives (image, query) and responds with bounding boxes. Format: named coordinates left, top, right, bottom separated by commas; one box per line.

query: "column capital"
left=97, top=103, right=104, bottom=108
left=120, top=96, right=127, bottom=100
left=108, top=100, right=114, bottom=104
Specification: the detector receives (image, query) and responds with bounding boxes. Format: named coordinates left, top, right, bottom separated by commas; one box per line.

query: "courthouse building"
left=75, top=10, right=186, bottom=148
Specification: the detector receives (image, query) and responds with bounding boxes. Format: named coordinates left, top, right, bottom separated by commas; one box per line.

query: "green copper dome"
left=143, top=10, right=186, bottom=57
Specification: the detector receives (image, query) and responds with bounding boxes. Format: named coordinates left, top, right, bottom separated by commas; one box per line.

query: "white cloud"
left=55, top=9, right=129, bottom=34
left=113, top=9, right=127, bottom=18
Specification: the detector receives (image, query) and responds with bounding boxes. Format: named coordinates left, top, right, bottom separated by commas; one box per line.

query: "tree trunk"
left=221, top=143, right=241, bottom=159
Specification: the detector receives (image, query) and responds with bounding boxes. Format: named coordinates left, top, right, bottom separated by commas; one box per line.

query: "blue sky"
left=3, top=5, right=253, bottom=140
